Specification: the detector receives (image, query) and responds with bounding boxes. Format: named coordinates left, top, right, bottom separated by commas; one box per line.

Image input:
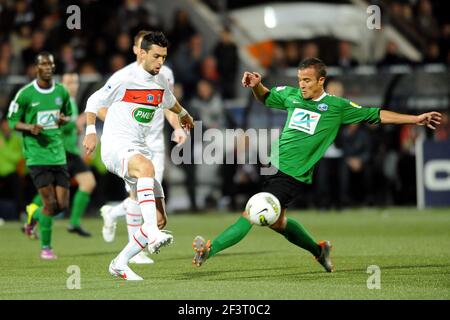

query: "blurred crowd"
left=0, top=0, right=449, bottom=218
left=0, top=0, right=239, bottom=99
left=249, top=0, right=450, bottom=70
left=1, top=0, right=449, bottom=76
left=382, top=0, right=449, bottom=65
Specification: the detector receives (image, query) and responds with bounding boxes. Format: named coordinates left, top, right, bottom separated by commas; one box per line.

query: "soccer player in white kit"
left=83, top=31, right=194, bottom=280
left=95, top=31, right=186, bottom=265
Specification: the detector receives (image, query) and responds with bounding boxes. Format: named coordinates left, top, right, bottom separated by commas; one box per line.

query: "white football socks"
left=115, top=178, right=160, bottom=266
left=116, top=225, right=148, bottom=266
left=125, top=199, right=143, bottom=242
left=109, top=199, right=127, bottom=220
left=136, top=178, right=158, bottom=233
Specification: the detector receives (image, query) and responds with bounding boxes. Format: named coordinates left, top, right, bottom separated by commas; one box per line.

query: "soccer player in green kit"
left=8, top=52, right=72, bottom=259
left=192, top=58, right=442, bottom=272
left=26, top=73, right=96, bottom=237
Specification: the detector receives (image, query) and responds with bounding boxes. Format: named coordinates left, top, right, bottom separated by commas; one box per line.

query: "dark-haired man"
left=7, top=52, right=72, bottom=260
left=192, top=57, right=442, bottom=272
left=26, top=73, right=96, bottom=238
left=95, top=30, right=186, bottom=265
left=84, top=31, right=194, bottom=280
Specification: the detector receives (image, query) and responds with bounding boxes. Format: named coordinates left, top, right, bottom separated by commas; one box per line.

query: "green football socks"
left=38, top=208, right=53, bottom=249
left=209, top=216, right=253, bottom=258
left=281, top=217, right=321, bottom=257
left=69, top=190, right=90, bottom=227
left=207, top=216, right=321, bottom=258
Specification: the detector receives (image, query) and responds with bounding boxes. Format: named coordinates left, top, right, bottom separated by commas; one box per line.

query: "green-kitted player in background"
left=26, top=73, right=96, bottom=237
left=8, top=52, right=72, bottom=259
left=192, top=57, right=442, bottom=271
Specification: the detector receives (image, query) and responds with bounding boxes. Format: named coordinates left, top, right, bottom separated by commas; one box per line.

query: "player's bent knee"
left=83, top=174, right=96, bottom=192
left=139, top=161, right=155, bottom=178
left=43, top=201, right=58, bottom=216
left=129, top=155, right=155, bottom=178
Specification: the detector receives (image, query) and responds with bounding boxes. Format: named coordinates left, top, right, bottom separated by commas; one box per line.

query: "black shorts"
left=67, top=152, right=90, bottom=176
left=28, top=165, right=70, bottom=189
left=262, top=169, right=308, bottom=208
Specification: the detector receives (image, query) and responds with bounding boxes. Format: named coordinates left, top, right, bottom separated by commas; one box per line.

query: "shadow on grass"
left=177, top=265, right=324, bottom=281
left=162, top=250, right=280, bottom=262
left=62, top=251, right=117, bottom=258
left=177, top=262, right=450, bottom=281
left=63, top=249, right=280, bottom=262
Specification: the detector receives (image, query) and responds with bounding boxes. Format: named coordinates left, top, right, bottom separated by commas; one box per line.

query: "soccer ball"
left=245, top=192, right=281, bottom=226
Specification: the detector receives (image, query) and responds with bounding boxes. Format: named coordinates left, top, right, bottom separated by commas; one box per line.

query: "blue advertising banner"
left=416, top=138, right=450, bottom=208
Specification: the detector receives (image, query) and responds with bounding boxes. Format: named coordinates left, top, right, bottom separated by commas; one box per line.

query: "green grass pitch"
left=0, top=208, right=449, bottom=300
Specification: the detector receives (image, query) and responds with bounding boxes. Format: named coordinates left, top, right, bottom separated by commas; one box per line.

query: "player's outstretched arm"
left=380, top=110, right=442, bottom=129
left=241, top=71, right=269, bottom=104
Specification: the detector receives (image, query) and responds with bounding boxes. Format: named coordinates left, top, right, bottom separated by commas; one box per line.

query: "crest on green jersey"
left=318, top=103, right=328, bottom=112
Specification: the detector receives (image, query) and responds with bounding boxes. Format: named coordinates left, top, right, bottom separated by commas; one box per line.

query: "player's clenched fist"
left=242, top=71, right=262, bottom=88
left=180, top=113, right=194, bottom=131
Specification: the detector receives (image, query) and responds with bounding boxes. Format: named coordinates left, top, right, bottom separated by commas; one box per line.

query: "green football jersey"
left=266, top=86, right=380, bottom=184
left=61, top=97, right=80, bottom=155
left=7, top=80, right=72, bottom=166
